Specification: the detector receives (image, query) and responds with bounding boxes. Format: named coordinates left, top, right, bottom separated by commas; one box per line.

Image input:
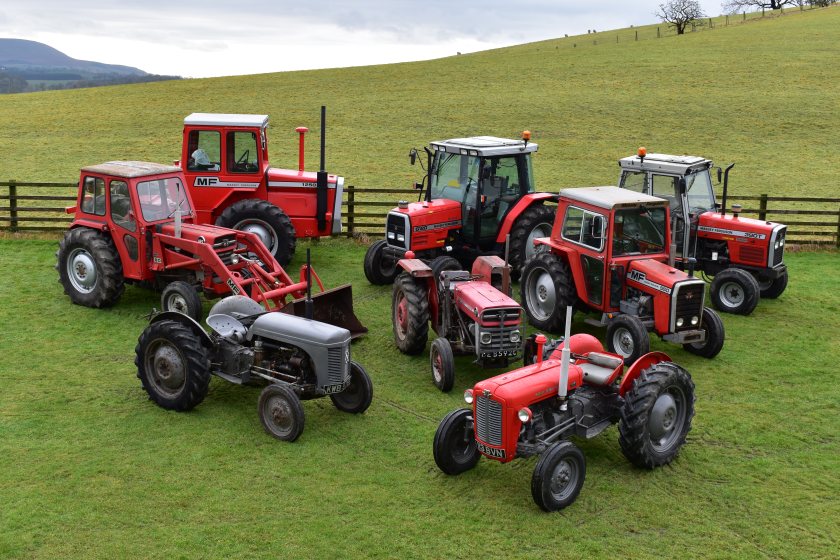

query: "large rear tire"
left=758, top=269, right=788, bottom=299
left=508, top=204, right=555, bottom=279
left=429, top=256, right=462, bottom=289
left=392, top=272, right=429, bottom=354
left=363, top=239, right=399, bottom=285
left=618, top=361, right=695, bottom=469
left=520, top=252, right=576, bottom=333
left=135, top=320, right=211, bottom=411
left=161, top=281, right=203, bottom=321
left=531, top=441, right=586, bottom=512
left=56, top=228, right=124, bottom=308
left=330, top=361, right=373, bottom=414
left=683, top=307, right=725, bottom=359
left=606, top=314, right=650, bottom=366
left=216, top=199, right=296, bottom=266
left=709, top=268, right=759, bottom=315
left=433, top=409, right=480, bottom=475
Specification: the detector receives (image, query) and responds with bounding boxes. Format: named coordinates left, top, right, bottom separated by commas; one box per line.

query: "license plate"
left=323, top=381, right=348, bottom=394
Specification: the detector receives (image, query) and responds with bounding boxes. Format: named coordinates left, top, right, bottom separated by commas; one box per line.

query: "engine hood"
left=454, top=281, right=520, bottom=324
left=249, top=312, right=351, bottom=348
left=393, top=198, right=462, bottom=220
left=158, top=222, right=238, bottom=244
left=267, top=168, right=340, bottom=185
left=698, top=211, right=779, bottom=238
left=626, top=258, right=687, bottom=294
left=474, top=360, right=583, bottom=407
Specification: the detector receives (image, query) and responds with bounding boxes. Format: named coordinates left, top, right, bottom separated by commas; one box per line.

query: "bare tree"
left=656, top=0, right=706, bottom=35
left=722, top=0, right=797, bottom=12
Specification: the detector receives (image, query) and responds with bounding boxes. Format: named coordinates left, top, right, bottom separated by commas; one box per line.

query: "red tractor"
left=176, top=106, right=344, bottom=265
left=364, top=133, right=556, bottom=284
left=520, top=186, right=724, bottom=365
left=391, top=254, right=523, bottom=391
left=434, top=309, right=695, bottom=511
left=56, top=161, right=364, bottom=335
left=619, top=149, right=788, bottom=315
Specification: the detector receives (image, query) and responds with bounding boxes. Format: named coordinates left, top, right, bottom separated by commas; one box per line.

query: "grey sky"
left=0, top=1, right=725, bottom=78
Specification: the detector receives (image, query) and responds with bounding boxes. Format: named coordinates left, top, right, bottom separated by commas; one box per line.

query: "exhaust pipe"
left=720, top=163, right=736, bottom=216
left=558, top=306, right=573, bottom=408
left=316, top=105, right=328, bottom=231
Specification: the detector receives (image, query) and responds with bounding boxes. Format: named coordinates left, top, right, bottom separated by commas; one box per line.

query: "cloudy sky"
left=1, top=1, right=725, bottom=78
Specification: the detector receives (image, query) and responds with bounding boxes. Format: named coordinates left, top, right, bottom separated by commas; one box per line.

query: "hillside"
left=0, top=38, right=147, bottom=76
left=0, top=6, right=837, bottom=199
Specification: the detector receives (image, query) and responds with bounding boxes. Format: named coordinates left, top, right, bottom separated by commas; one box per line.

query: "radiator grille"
left=475, top=395, right=503, bottom=445
left=327, top=345, right=349, bottom=384
left=673, top=283, right=704, bottom=331
left=771, top=229, right=786, bottom=266
left=386, top=213, right=409, bottom=249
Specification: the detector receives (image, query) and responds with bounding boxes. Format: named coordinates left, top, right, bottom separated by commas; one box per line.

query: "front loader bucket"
left=281, top=284, right=368, bottom=339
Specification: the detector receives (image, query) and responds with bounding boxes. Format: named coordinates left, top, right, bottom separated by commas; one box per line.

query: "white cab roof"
left=431, top=136, right=538, bottom=157
left=619, top=153, right=712, bottom=175
left=184, top=113, right=269, bottom=128
left=82, top=161, right=182, bottom=178
left=560, top=186, right=668, bottom=210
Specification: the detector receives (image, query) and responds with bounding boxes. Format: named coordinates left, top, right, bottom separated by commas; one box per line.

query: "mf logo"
left=226, top=278, right=241, bottom=295
left=194, top=177, right=219, bottom=187
left=628, top=270, right=645, bottom=282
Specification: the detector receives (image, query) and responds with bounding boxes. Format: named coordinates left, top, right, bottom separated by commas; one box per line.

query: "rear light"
left=464, top=389, right=474, bottom=404
left=517, top=407, right=533, bottom=423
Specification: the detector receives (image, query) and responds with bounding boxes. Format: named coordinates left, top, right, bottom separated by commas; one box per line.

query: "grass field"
left=0, top=238, right=838, bottom=559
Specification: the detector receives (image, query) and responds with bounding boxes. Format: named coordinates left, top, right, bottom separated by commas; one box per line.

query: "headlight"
left=517, top=407, right=533, bottom=423
left=690, top=316, right=699, bottom=326
left=397, top=234, right=405, bottom=242
left=480, top=332, right=492, bottom=345
left=775, top=241, right=779, bottom=249
left=676, top=318, right=684, bottom=328
left=464, top=389, right=474, bottom=404
left=231, top=254, right=240, bottom=265
left=509, top=330, right=521, bottom=343
left=387, top=232, right=395, bottom=240
left=780, top=238, right=785, bottom=246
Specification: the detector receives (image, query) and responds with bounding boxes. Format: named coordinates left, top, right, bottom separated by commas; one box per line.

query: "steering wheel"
left=237, top=150, right=250, bottom=165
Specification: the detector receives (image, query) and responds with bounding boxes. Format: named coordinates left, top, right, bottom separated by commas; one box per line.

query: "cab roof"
left=560, top=186, right=668, bottom=210
left=619, top=152, right=712, bottom=175
left=430, top=136, right=538, bottom=157
left=81, top=161, right=183, bottom=179
left=184, top=113, right=269, bottom=128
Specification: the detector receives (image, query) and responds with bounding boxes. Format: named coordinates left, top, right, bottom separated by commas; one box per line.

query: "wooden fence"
left=2, top=181, right=839, bottom=247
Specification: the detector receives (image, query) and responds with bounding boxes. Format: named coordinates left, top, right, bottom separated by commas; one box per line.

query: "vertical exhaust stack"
left=720, top=163, right=736, bottom=217
left=316, top=106, right=328, bottom=232
left=558, top=306, right=573, bottom=409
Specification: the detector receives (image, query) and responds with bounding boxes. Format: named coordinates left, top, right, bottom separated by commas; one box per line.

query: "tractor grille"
left=770, top=227, right=786, bottom=267
left=386, top=212, right=409, bottom=249
left=475, top=395, right=503, bottom=446
left=673, top=282, right=704, bottom=332
left=327, top=345, right=349, bottom=384
left=479, top=308, right=522, bottom=356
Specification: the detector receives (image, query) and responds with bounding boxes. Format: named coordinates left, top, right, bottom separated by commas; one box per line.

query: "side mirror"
left=413, top=182, right=422, bottom=190
left=409, top=148, right=418, bottom=165
left=716, top=167, right=723, bottom=183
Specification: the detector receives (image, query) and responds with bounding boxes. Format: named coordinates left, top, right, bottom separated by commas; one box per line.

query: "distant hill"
left=0, top=38, right=147, bottom=76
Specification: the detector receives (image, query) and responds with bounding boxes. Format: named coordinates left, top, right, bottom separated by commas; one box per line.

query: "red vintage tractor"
left=619, top=149, right=788, bottom=315
left=364, top=133, right=556, bottom=284
left=391, top=253, right=523, bottom=391
left=176, top=106, right=344, bottom=265
left=434, top=308, right=695, bottom=512
left=56, top=161, right=365, bottom=335
left=520, top=186, right=725, bottom=364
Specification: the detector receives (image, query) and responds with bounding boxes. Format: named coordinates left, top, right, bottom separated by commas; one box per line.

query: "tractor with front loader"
left=56, top=161, right=365, bottom=336
left=176, top=106, right=345, bottom=265
left=392, top=253, right=523, bottom=392
left=364, top=133, right=556, bottom=284
left=434, top=307, right=695, bottom=511
left=520, top=186, right=725, bottom=364
left=136, top=295, right=373, bottom=442
left=618, top=149, right=788, bottom=315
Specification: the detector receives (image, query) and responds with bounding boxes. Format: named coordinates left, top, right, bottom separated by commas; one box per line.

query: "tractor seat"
left=440, top=270, right=471, bottom=287
left=579, top=352, right=623, bottom=385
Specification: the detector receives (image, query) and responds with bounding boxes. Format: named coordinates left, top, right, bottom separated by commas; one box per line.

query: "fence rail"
left=1, top=181, right=838, bottom=246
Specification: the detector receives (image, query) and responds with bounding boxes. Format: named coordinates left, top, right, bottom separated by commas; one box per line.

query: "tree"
left=722, top=0, right=797, bottom=12
left=656, top=0, right=706, bottom=35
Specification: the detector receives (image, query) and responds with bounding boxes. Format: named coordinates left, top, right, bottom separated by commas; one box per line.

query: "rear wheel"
left=757, top=269, right=788, bottom=299
left=683, top=307, right=725, bottom=359
left=135, top=320, right=211, bottom=411
left=520, top=252, right=576, bottom=333
left=509, top=205, right=555, bottom=279
left=364, top=239, right=398, bottom=285
left=531, top=441, right=586, bottom=512
left=619, top=361, right=695, bottom=468
left=161, top=281, right=202, bottom=321
left=392, top=273, right=429, bottom=354
left=258, top=384, right=305, bottom=442
left=710, top=268, right=760, bottom=315
left=430, top=338, right=456, bottom=392
left=56, top=228, right=124, bottom=308
left=433, top=408, right=480, bottom=475
left=216, top=199, right=296, bottom=266
left=606, top=315, right=650, bottom=366
left=429, top=256, right=462, bottom=289
left=330, top=361, right=373, bottom=414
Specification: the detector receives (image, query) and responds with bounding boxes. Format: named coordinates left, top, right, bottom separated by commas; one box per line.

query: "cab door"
left=560, top=205, right=607, bottom=308
left=108, top=178, right=143, bottom=279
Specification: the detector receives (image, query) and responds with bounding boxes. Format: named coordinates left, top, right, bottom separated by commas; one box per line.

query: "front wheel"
left=363, top=239, right=398, bottom=285
left=258, top=384, right=305, bottom=442
left=433, top=409, right=480, bottom=475
left=531, top=441, right=586, bottom=512
left=606, top=314, right=650, bottom=366
left=161, top=281, right=202, bottom=321
left=757, top=269, right=788, bottom=299
left=709, top=268, right=760, bottom=315
left=683, top=307, right=725, bottom=359
left=216, top=199, right=296, bottom=266
left=330, top=361, right=373, bottom=414
left=619, top=361, right=695, bottom=468
left=430, top=338, right=455, bottom=392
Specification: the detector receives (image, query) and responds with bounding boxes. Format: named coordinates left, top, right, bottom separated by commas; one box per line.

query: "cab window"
left=430, top=151, right=480, bottom=203
left=684, top=171, right=716, bottom=213
left=561, top=206, right=605, bottom=251
left=227, top=131, right=259, bottom=173
left=620, top=171, right=646, bottom=193
left=109, top=180, right=136, bottom=232
left=612, top=207, right=666, bottom=256
left=187, top=130, right=221, bottom=171
left=136, top=177, right=192, bottom=222
left=80, top=176, right=106, bottom=216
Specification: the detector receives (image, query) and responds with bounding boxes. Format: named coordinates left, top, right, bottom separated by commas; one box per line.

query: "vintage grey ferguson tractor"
left=433, top=307, right=695, bottom=512
left=135, top=295, right=373, bottom=442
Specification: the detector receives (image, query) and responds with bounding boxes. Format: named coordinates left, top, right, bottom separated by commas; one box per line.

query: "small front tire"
left=433, top=409, right=480, bottom=475
left=531, top=441, right=586, bottom=512
left=258, top=384, right=305, bottom=442
left=330, top=361, right=373, bottom=414
left=606, top=314, right=650, bottom=366
left=758, top=269, right=788, bottom=299
left=161, top=281, right=203, bottom=321
left=363, top=239, right=398, bottom=285
left=683, top=307, right=725, bottom=359
left=430, top=338, right=456, bottom=392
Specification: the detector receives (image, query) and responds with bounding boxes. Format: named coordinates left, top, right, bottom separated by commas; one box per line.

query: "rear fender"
left=149, top=311, right=214, bottom=348
left=618, top=351, right=672, bottom=396
left=495, top=193, right=557, bottom=242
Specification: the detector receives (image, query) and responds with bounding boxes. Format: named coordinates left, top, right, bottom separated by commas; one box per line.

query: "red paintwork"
left=494, top=193, right=556, bottom=242
left=697, top=212, right=776, bottom=267
left=625, top=259, right=689, bottom=334
left=393, top=198, right=463, bottom=252
left=398, top=258, right=433, bottom=277
left=180, top=120, right=340, bottom=238
left=454, top=281, right=520, bottom=324
left=618, top=351, right=671, bottom=396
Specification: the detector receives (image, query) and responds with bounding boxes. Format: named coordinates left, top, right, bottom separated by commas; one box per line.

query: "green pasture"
left=0, top=6, right=838, bottom=200
left=0, top=238, right=837, bottom=558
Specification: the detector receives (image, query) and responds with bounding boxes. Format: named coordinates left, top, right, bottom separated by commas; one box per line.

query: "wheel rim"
left=165, top=292, right=190, bottom=314
left=525, top=223, right=552, bottom=261
left=525, top=268, right=556, bottom=322
left=431, top=346, right=443, bottom=384
left=395, top=292, right=408, bottom=340
left=549, top=456, right=579, bottom=501
left=234, top=218, right=278, bottom=253
left=144, top=339, right=187, bottom=398
left=611, top=327, right=635, bottom=358
left=263, top=392, right=295, bottom=438
left=647, top=388, right=686, bottom=452
left=718, top=280, right=745, bottom=308
left=66, top=248, right=97, bottom=293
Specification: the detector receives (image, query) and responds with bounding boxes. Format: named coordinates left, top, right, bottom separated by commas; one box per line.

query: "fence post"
left=726, top=15, right=729, bottom=26
left=346, top=185, right=355, bottom=237
left=635, top=30, right=638, bottom=41
left=8, top=180, right=18, bottom=232
left=836, top=207, right=840, bottom=248
left=657, top=27, right=661, bottom=38
left=758, top=194, right=768, bottom=221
